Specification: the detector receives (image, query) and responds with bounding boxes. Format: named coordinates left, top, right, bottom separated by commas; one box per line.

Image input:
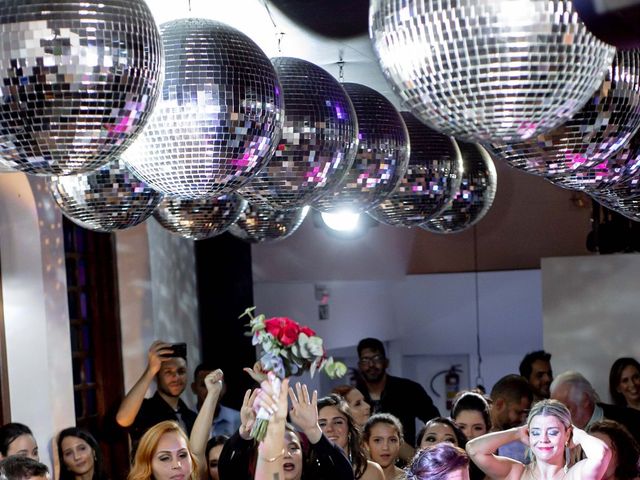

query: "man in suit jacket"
left=550, top=370, right=640, bottom=442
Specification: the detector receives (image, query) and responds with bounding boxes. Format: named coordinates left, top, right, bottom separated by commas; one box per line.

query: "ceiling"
left=144, top=0, right=403, bottom=108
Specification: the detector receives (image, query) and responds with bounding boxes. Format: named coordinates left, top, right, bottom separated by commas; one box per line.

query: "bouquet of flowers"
left=241, top=307, right=347, bottom=441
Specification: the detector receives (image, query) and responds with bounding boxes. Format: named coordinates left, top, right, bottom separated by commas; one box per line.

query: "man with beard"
left=116, top=340, right=197, bottom=449
left=355, top=338, right=439, bottom=449
left=489, top=374, right=533, bottom=463
left=519, top=350, right=553, bottom=401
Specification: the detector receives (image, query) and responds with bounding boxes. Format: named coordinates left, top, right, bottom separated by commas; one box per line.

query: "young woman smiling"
left=466, top=399, right=611, bottom=480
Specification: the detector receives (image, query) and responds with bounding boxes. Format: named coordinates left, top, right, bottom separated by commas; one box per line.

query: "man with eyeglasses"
left=355, top=337, right=439, bottom=452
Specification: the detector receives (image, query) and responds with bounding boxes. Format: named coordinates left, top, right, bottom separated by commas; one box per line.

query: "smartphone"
left=161, top=342, right=187, bottom=359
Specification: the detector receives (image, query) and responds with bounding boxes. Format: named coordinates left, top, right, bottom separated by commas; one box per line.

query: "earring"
left=564, top=444, right=570, bottom=471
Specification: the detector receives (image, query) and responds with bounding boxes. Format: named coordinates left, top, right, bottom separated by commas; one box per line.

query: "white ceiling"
left=144, top=0, right=403, bottom=108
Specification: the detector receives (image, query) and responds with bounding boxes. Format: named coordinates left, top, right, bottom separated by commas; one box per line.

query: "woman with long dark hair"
left=609, top=358, right=640, bottom=410
left=57, top=428, right=108, bottom=480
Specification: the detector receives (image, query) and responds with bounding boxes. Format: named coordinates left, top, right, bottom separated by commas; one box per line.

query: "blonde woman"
left=128, top=421, right=199, bottom=480
left=466, top=399, right=610, bottom=480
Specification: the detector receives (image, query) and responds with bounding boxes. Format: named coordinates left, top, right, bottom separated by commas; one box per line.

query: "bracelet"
left=259, top=448, right=286, bottom=463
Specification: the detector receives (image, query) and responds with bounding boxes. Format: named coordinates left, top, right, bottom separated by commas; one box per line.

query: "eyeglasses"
left=358, top=354, right=385, bottom=366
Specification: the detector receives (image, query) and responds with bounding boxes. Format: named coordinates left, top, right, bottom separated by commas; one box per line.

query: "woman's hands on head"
left=517, top=425, right=530, bottom=446
left=289, top=382, right=322, bottom=443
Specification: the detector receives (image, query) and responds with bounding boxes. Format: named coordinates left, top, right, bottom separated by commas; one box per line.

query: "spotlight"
left=321, top=210, right=361, bottom=232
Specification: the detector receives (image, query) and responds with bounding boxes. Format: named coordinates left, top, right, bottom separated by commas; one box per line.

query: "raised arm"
left=255, top=376, right=289, bottom=480
left=289, top=382, right=355, bottom=480
left=465, top=426, right=527, bottom=480
left=567, top=426, right=611, bottom=480
left=116, top=341, right=173, bottom=427
left=190, top=369, right=223, bottom=478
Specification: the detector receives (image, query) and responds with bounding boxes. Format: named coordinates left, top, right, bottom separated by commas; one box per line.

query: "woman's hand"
left=239, top=388, right=259, bottom=440
left=204, top=369, right=224, bottom=397
left=243, top=362, right=268, bottom=384
left=255, top=374, right=289, bottom=424
left=516, top=425, right=530, bottom=446
left=289, top=382, right=322, bottom=443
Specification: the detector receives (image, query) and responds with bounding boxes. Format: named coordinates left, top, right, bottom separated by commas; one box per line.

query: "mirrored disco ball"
left=239, top=57, right=358, bottom=210
left=124, top=18, right=283, bottom=199
left=48, top=158, right=163, bottom=232
left=490, top=50, right=640, bottom=181
left=368, top=111, right=463, bottom=227
left=228, top=203, right=309, bottom=243
left=0, top=0, right=163, bottom=175
left=370, top=0, right=616, bottom=143
left=422, top=141, right=497, bottom=234
left=592, top=193, right=640, bottom=222
left=153, top=194, right=247, bottom=241
left=548, top=127, right=640, bottom=192
left=313, top=83, right=409, bottom=213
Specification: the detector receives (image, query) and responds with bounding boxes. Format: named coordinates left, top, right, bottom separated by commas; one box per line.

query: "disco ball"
left=592, top=192, right=640, bottom=222
left=370, top=0, right=616, bottom=143
left=48, top=158, right=163, bottom=232
left=123, top=18, right=283, bottom=199
left=228, top=203, right=309, bottom=243
left=0, top=0, right=163, bottom=175
left=239, top=57, right=358, bottom=209
left=490, top=50, right=640, bottom=182
left=422, top=141, right=497, bottom=234
left=153, top=194, right=247, bottom=241
left=313, top=83, right=409, bottom=213
left=368, top=111, right=463, bottom=227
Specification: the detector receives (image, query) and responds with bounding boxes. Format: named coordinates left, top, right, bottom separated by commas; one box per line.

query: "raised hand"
left=243, top=361, right=268, bottom=384
left=205, top=369, right=224, bottom=397
left=255, top=374, right=289, bottom=424
left=289, top=382, right=322, bottom=443
left=147, top=340, right=173, bottom=375
left=239, top=388, right=259, bottom=440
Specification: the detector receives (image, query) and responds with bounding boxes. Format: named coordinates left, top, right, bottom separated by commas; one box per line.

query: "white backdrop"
left=542, top=254, right=640, bottom=402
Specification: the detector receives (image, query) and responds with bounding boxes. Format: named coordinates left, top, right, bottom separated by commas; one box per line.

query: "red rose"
left=264, top=317, right=301, bottom=346
left=300, top=326, right=316, bottom=337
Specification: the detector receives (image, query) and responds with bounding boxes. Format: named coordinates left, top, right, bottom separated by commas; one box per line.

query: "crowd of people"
left=1, top=339, right=639, bottom=480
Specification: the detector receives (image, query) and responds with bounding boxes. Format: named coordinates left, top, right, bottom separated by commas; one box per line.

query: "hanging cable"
left=473, top=225, right=484, bottom=390
left=262, top=0, right=286, bottom=53
left=337, top=49, right=345, bottom=82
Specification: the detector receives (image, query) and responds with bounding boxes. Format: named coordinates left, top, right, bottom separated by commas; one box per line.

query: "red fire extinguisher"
left=430, top=364, right=463, bottom=411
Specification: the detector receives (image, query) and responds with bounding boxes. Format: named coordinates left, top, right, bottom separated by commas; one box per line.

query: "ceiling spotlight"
left=321, top=210, right=361, bottom=232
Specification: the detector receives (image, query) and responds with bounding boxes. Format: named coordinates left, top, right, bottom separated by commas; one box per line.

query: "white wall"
left=0, top=174, right=74, bottom=470
left=542, top=254, right=640, bottom=403
left=117, top=219, right=201, bottom=409
left=254, top=269, right=543, bottom=408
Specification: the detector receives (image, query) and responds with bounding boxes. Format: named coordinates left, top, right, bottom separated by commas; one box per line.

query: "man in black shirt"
left=355, top=338, right=439, bottom=448
left=116, top=340, right=197, bottom=448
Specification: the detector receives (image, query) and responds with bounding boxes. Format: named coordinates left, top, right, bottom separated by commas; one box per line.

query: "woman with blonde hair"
left=467, top=399, right=611, bottom=480
left=128, top=421, right=199, bottom=480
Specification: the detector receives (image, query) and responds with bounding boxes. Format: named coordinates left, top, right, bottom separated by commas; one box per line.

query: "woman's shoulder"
left=360, top=460, right=385, bottom=480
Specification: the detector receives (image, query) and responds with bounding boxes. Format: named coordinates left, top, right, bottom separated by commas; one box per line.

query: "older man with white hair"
left=550, top=370, right=640, bottom=443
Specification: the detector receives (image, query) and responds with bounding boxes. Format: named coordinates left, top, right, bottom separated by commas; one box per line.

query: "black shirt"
left=357, top=374, right=439, bottom=446
left=218, top=430, right=354, bottom=480
left=129, top=391, right=198, bottom=445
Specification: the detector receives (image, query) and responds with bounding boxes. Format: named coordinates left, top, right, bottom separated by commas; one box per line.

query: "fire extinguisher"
left=429, top=364, right=463, bottom=410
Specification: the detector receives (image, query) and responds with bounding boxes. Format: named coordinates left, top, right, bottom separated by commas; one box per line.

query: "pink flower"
left=264, top=317, right=301, bottom=346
